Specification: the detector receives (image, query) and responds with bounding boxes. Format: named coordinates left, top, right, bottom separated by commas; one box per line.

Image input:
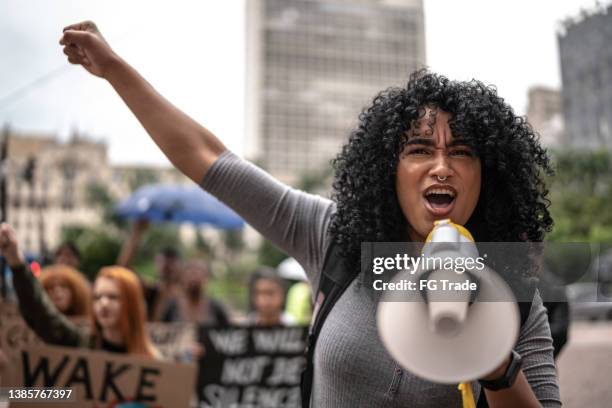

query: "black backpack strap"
left=300, top=239, right=354, bottom=408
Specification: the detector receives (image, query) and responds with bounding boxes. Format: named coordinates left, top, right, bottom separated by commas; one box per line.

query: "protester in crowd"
left=278, top=257, right=312, bottom=325
left=543, top=289, right=570, bottom=360
left=0, top=223, right=158, bottom=358
left=53, top=241, right=81, bottom=269
left=144, top=246, right=185, bottom=322
left=248, top=267, right=295, bottom=326
left=39, top=264, right=92, bottom=318
left=175, top=259, right=230, bottom=325
left=537, top=263, right=571, bottom=362
left=117, top=219, right=184, bottom=322
left=60, top=21, right=560, bottom=407
left=285, top=281, right=312, bottom=326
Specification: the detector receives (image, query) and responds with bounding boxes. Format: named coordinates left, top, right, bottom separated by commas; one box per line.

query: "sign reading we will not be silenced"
left=5, top=343, right=197, bottom=408
left=198, top=326, right=308, bottom=408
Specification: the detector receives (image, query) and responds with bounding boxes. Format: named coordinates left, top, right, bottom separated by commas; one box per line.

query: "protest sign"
left=0, top=311, right=88, bottom=362
left=0, top=317, right=42, bottom=354
left=146, top=322, right=196, bottom=362
left=197, top=326, right=308, bottom=408
left=6, top=343, right=197, bottom=408
left=0, top=300, right=18, bottom=317
left=0, top=304, right=196, bottom=361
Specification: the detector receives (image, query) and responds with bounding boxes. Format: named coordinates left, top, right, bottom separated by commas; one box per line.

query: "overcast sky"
left=0, top=0, right=599, bottom=166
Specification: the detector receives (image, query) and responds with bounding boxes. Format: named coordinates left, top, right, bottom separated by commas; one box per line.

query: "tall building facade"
left=558, top=5, right=612, bottom=149
left=526, top=86, right=565, bottom=148
left=246, top=0, right=426, bottom=184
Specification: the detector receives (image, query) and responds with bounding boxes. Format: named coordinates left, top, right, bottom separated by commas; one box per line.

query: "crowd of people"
left=0, top=221, right=310, bottom=364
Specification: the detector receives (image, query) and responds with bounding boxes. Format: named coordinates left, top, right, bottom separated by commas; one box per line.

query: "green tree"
left=61, top=225, right=122, bottom=280
left=257, top=239, right=286, bottom=268
left=547, top=149, right=612, bottom=241
left=85, top=182, right=122, bottom=227
left=132, top=224, right=181, bottom=264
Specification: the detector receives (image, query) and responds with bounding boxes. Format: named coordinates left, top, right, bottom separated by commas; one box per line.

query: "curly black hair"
left=329, top=70, right=554, bottom=275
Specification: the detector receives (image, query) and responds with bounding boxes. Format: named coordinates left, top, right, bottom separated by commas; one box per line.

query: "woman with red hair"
left=0, top=223, right=157, bottom=358
left=39, top=265, right=92, bottom=317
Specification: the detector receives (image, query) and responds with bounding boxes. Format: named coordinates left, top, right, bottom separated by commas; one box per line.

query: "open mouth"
left=424, top=187, right=456, bottom=216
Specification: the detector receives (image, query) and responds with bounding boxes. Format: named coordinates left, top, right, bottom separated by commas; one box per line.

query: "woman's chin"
left=97, top=318, right=117, bottom=330
left=54, top=303, right=68, bottom=313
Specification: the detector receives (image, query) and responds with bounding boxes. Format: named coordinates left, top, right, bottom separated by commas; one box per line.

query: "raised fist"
left=59, top=21, right=118, bottom=78
left=0, top=223, right=25, bottom=267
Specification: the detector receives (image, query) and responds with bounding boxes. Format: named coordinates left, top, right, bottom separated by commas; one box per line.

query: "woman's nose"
left=429, top=152, right=453, bottom=180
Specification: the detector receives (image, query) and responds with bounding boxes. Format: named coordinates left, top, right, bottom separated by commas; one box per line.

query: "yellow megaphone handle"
left=458, top=382, right=476, bottom=408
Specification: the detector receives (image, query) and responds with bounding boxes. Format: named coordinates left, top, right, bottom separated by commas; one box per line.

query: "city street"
left=558, top=321, right=612, bottom=407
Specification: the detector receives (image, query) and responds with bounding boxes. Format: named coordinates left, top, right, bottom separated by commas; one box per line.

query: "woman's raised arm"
left=59, top=22, right=335, bottom=283
left=0, top=223, right=86, bottom=347
left=59, top=21, right=227, bottom=183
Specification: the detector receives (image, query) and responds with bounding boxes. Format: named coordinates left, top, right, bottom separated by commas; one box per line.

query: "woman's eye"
left=407, top=148, right=430, bottom=155
left=450, top=149, right=473, bottom=157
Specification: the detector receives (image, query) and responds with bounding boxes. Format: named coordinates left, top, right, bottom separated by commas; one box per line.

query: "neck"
left=188, top=289, right=204, bottom=304
left=257, top=313, right=282, bottom=326
left=101, top=327, right=123, bottom=345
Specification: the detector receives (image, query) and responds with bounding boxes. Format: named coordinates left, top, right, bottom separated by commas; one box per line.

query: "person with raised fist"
left=0, top=223, right=158, bottom=358
left=58, top=21, right=560, bottom=407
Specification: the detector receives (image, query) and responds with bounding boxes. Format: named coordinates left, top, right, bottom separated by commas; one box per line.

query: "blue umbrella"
left=114, top=183, right=244, bottom=229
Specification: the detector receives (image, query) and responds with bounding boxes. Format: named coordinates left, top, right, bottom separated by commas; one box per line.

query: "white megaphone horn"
left=377, top=219, right=519, bottom=384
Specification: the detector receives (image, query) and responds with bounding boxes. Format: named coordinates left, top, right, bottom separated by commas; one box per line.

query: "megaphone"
left=377, top=219, right=519, bottom=384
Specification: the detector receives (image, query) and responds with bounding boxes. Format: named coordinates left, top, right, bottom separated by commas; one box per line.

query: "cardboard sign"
left=0, top=317, right=43, bottom=356
left=0, top=304, right=196, bottom=363
left=0, top=300, right=20, bottom=320
left=197, top=326, right=308, bottom=408
left=0, top=301, right=199, bottom=406
left=0, top=306, right=44, bottom=387
left=146, top=323, right=196, bottom=362
left=6, top=343, right=197, bottom=408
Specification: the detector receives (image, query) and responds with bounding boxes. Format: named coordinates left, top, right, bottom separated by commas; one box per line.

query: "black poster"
left=197, top=326, right=308, bottom=408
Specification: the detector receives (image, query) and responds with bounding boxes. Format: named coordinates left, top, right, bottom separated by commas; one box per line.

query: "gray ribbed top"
left=201, top=150, right=562, bottom=407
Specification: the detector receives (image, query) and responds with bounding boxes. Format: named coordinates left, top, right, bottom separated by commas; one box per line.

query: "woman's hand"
left=0, top=223, right=25, bottom=268
left=59, top=21, right=120, bottom=78
left=189, top=341, right=206, bottom=359
left=57, top=20, right=227, bottom=184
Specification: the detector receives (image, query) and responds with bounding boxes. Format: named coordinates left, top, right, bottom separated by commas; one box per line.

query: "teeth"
left=426, top=188, right=456, bottom=198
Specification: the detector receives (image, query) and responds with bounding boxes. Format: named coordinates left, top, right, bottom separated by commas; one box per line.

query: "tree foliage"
left=547, top=149, right=612, bottom=242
